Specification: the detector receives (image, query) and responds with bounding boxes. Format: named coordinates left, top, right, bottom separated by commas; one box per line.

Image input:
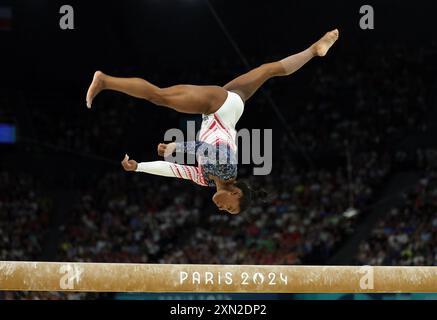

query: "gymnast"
left=85, top=29, right=339, bottom=214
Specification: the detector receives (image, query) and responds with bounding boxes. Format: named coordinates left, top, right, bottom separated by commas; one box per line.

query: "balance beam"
left=1, top=261, right=437, bottom=293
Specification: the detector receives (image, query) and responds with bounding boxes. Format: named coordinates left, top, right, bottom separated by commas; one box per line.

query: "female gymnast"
left=86, top=29, right=339, bottom=214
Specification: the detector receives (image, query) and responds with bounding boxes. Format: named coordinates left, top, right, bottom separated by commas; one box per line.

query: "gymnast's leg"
left=223, top=29, right=339, bottom=102
left=86, top=71, right=228, bottom=114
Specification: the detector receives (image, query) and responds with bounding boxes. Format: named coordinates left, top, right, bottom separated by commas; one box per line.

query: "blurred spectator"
left=356, top=170, right=437, bottom=266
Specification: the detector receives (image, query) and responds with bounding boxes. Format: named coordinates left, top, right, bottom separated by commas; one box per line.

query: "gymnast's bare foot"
left=86, top=71, right=106, bottom=109
left=312, top=29, right=339, bottom=57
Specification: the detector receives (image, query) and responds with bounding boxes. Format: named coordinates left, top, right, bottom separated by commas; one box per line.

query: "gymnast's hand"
left=121, top=154, right=138, bottom=171
left=157, top=142, right=176, bottom=157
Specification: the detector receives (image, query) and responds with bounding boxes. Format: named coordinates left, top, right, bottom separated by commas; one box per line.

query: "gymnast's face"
left=212, top=186, right=243, bottom=214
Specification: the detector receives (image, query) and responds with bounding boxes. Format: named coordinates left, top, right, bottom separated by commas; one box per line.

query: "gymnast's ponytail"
left=235, top=181, right=269, bottom=214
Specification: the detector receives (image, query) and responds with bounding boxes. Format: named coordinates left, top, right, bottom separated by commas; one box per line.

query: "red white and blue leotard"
left=136, top=91, right=244, bottom=187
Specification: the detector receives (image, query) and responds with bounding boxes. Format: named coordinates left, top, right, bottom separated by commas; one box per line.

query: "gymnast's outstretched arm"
left=121, top=154, right=208, bottom=186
